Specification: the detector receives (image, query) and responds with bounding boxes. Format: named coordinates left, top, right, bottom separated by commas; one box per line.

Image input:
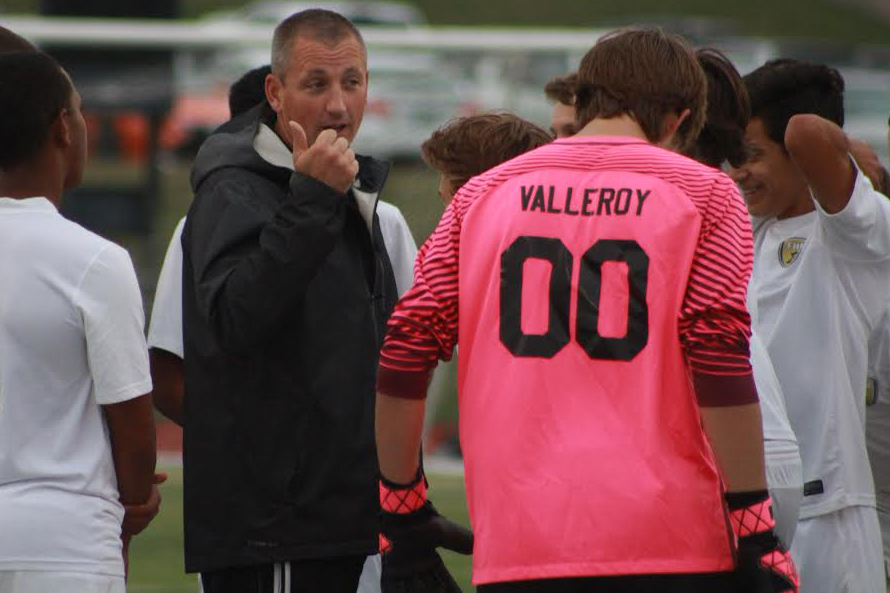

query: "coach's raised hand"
left=289, top=120, right=359, bottom=194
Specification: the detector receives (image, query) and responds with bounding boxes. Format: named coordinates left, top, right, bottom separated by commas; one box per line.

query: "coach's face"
left=729, top=118, right=810, bottom=220
left=267, top=33, right=367, bottom=148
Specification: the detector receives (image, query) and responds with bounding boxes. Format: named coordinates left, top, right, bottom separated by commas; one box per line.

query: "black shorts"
left=200, top=555, right=367, bottom=593
left=477, top=572, right=736, bottom=593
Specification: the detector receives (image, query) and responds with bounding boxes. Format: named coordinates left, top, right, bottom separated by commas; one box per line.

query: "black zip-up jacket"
left=180, top=104, right=397, bottom=573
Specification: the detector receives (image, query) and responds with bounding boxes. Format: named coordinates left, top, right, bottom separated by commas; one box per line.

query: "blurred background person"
left=543, top=73, right=578, bottom=138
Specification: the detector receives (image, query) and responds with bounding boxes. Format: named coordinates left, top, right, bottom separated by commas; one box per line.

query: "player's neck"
left=576, top=116, right=648, bottom=142
left=0, top=158, right=64, bottom=207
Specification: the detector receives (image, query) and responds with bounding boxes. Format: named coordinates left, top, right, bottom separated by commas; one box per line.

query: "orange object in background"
left=83, top=113, right=102, bottom=157
left=113, top=112, right=150, bottom=164
left=159, top=94, right=230, bottom=153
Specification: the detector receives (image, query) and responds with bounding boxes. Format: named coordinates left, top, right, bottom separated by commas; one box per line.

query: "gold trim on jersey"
left=778, top=237, right=806, bottom=267
left=867, top=377, right=878, bottom=406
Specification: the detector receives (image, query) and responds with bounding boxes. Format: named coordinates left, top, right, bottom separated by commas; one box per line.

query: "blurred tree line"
left=2, top=0, right=889, bottom=46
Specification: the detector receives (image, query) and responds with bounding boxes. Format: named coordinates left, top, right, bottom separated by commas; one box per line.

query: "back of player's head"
left=0, top=26, right=35, bottom=53
left=421, top=112, right=551, bottom=191
left=544, top=73, right=577, bottom=106
left=229, top=64, right=272, bottom=117
left=0, top=51, right=73, bottom=171
left=688, top=47, right=750, bottom=168
left=575, top=27, right=706, bottom=150
left=744, top=58, right=844, bottom=148
left=271, top=9, right=365, bottom=79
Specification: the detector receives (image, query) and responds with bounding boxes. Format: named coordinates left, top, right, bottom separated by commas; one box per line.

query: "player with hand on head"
left=376, top=28, right=796, bottom=592
left=730, top=58, right=890, bottom=593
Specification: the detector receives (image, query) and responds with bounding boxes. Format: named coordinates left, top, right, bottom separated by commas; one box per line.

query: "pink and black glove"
left=727, top=490, right=799, bottom=593
left=379, top=470, right=473, bottom=593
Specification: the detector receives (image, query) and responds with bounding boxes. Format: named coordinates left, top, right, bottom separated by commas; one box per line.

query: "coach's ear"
left=656, top=108, right=691, bottom=150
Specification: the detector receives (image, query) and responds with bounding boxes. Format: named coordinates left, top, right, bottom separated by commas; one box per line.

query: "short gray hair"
left=271, top=9, right=366, bottom=79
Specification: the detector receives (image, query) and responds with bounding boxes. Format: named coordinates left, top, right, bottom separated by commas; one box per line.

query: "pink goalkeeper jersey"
left=378, top=137, right=754, bottom=584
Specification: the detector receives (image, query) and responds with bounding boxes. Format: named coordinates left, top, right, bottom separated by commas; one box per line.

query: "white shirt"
left=747, top=273, right=797, bottom=444
left=0, top=197, right=152, bottom=576
left=749, top=168, right=890, bottom=519
left=751, top=329, right=797, bottom=444
left=867, top=301, right=890, bottom=559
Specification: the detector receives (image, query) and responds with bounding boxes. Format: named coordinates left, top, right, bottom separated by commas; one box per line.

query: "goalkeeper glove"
left=727, top=490, right=799, bottom=593
left=379, top=470, right=474, bottom=593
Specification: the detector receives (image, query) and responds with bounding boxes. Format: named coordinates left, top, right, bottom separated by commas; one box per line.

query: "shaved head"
left=0, top=26, right=35, bottom=54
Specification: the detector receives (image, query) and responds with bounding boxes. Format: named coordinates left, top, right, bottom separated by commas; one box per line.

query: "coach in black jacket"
left=180, top=10, right=398, bottom=592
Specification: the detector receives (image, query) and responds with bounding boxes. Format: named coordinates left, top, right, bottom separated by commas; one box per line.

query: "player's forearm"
left=785, top=114, right=856, bottom=214
left=376, top=391, right=425, bottom=484
left=149, top=348, right=184, bottom=426
left=104, top=394, right=157, bottom=505
left=700, top=402, right=768, bottom=492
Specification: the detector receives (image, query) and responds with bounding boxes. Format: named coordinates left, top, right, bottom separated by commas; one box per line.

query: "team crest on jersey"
left=778, top=237, right=806, bottom=267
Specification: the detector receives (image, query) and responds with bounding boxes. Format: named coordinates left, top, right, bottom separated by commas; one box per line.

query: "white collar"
left=0, top=197, right=57, bottom=213
left=252, top=123, right=378, bottom=230
left=253, top=123, right=295, bottom=171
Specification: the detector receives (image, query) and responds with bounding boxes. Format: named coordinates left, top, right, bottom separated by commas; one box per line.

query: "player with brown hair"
left=543, top=73, right=578, bottom=138
left=421, top=112, right=552, bottom=204
left=376, top=28, right=797, bottom=593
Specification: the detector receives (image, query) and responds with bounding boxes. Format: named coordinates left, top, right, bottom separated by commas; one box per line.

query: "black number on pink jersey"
left=499, top=236, right=650, bottom=360
left=576, top=239, right=649, bottom=360
left=500, top=236, right=573, bottom=357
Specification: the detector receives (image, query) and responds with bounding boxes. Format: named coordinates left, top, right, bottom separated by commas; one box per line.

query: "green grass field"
left=127, top=465, right=474, bottom=592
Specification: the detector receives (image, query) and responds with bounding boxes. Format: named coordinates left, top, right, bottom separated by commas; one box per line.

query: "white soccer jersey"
left=148, top=217, right=186, bottom=358
left=749, top=316, right=796, bottom=443
left=867, top=301, right=890, bottom=563
left=376, top=201, right=418, bottom=297
left=0, top=197, right=152, bottom=576
left=749, top=168, right=890, bottom=519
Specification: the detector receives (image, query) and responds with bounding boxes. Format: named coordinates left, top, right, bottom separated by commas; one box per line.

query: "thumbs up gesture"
left=289, top=121, right=360, bottom=194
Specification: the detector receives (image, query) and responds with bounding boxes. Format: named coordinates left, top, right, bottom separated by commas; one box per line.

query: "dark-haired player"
left=377, top=28, right=796, bottom=592
left=543, top=73, right=578, bottom=138
left=0, top=51, right=159, bottom=592
left=0, top=25, right=35, bottom=53
left=689, top=48, right=804, bottom=550
left=149, top=64, right=275, bottom=427
left=730, top=58, right=890, bottom=593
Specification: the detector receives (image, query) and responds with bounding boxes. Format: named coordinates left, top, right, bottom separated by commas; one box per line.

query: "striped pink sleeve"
left=679, top=175, right=754, bottom=379
left=376, top=183, right=475, bottom=400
